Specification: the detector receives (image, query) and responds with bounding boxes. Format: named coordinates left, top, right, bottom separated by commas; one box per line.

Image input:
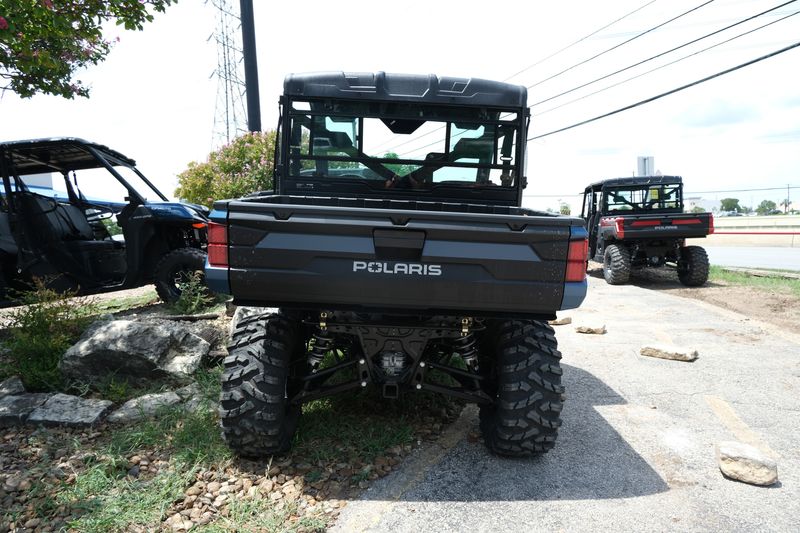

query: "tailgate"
left=610, top=213, right=712, bottom=240
left=211, top=200, right=586, bottom=317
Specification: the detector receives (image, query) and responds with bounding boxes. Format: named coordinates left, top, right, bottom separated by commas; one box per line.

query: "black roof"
left=0, top=137, right=136, bottom=175
left=283, top=71, right=527, bottom=108
left=586, top=175, right=683, bottom=190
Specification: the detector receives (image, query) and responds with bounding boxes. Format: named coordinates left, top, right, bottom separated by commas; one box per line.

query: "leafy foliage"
left=175, top=131, right=277, bottom=207
left=169, top=271, right=214, bottom=315
left=0, top=1, right=175, bottom=99
left=720, top=198, right=741, bottom=212
left=1, top=278, right=96, bottom=390
left=756, top=199, right=778, bottom=216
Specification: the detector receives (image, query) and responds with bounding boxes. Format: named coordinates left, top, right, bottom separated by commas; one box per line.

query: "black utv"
left=0, top=138, right=209, bottom=303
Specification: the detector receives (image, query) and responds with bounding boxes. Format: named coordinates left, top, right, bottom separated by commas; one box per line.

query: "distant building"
left=684, top=196, right=717, bottom=213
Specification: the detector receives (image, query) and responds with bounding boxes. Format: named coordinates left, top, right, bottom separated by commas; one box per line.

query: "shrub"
left=175, top=131, right=277, bottom=207
left=169, top=271, right=215, bottom=315
left=1, top=279, right=96, bottom=390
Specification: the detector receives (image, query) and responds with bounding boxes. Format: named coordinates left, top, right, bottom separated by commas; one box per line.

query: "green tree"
left=175, top=131, right=277, bottom=207
left=690, top=206, right=705, bottom=214
left=0, top=0, right=175, bottom=99
left=719, top=198, right=741, bottom=212
left=559, top=202, right=571, bottom=215
left=756, top=199, right=777, bottom=216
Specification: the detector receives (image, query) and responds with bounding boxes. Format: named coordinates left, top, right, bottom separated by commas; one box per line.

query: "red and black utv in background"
left=582, top=176, right=713, bottom=286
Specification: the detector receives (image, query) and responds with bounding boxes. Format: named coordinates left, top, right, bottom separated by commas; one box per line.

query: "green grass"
left=709, top=265, right=800, bottom=296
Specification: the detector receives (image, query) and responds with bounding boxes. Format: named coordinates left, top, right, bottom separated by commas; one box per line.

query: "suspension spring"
left=452, top=333, right=479, bottom=370
left=309, top=330, right=335, bottom=370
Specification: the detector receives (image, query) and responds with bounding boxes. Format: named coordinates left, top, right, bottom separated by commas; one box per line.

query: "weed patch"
left=0, top=279, right=96, bottom=390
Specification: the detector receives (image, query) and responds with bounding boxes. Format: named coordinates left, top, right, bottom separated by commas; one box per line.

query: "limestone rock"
left=575, top=325, right=606, bottom=335
left=640, top=344, right=698, bottom=362
left=27, top=393, right=111, bottom=427
left=0, top=376, right=25, bottom=398
left=107, top=391, right=182, bottom=424
left=548, top=316, right=572, bottom=326
left=60, top=319, right=210, bottom=386
left=0, top=393, right=51, bottom=427
left=717, top=441, right=778, bottom=486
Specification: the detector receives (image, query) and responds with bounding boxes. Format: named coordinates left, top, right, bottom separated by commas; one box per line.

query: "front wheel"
left=153, top=247, right=207, bottom=304
left=479, top=320, right=564, bottom=457
left=677, top=245, right=709, bottom=287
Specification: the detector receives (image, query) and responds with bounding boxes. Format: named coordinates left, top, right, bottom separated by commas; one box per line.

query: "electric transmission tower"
left=208, top=0, right=248, bottom=148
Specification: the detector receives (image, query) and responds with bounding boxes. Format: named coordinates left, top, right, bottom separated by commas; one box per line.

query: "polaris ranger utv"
left=0, top=138, right=209, bottom=303
left=581, top=176, right=713, bottom=286
left=206, top=72, right=589, bottom=457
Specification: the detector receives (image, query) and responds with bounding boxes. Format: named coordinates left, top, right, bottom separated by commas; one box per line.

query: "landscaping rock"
left=230, top=306, right=275, bottom=336
left=717, top=441, right=778, bottom=486
left=548, top=316, right=572, bottom=326
left=0, top=376, right=25, bottom=398
left=575, top=324, right=606, bottom=335
left=640, top=344, right=698, bottom=362
left=107, top=391, right=182, bottom=424
left=0, top=393, right=51, bottom=427
left=60, top=319, right=210, bottom=386
left=27, top=393, right=111, bottom=427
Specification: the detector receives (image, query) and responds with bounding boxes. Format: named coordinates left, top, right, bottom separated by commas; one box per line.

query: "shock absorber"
left=308, top=330, right=334, bottom=370
left=452, top=333, right=479, bottom=371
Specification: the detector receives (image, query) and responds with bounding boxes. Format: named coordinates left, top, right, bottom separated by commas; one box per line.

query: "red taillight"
left=565, top=238, right=588, bottom=282
left=207, top=222, right=228, bottom=267
left=708, top=214, right=715, bottom=234
left=630, top=220, right=660, bottom=227
left=614, top=217, right=625, bottom=239
left=673, top=218, right=702, bottom=225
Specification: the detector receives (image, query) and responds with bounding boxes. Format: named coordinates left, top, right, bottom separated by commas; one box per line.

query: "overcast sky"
left=2, top=0, right=798, bottom=212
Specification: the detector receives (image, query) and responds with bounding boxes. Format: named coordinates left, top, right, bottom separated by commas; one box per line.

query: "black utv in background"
left=581, top=176, right=713, bottom=286
left=207, top=71, right=589, bottom=458
left=0, top=138, right=209, bottom=303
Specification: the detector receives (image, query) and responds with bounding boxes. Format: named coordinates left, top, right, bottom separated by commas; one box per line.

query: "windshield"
left=287, top=100, right=521, bottom=190
left=603, top=184, right=682, bottom=213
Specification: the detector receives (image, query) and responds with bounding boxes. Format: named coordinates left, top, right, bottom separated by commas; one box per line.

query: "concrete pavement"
left=333, top=277, right=800, bottom=532
left=704, top=246, right=800, bottom=271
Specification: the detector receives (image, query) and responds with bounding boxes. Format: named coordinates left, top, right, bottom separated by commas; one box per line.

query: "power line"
left=503, top=0, right=661, bottom=82
left=535, top=8, right=800, bottom=117
left=527, top=40, right=800, bottom=141
left=525, top=0, right=717, bottom=91
left=378, top=0, right=667, bottom=155
left=529, top=0, right=797, bottom=108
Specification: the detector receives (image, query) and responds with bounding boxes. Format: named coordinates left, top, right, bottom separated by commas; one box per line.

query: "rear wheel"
left=677, top=245, right=709, bottom=287
left=220, top=312, right=303, bottom=456
left=479, top=320, right=564, bottom=457
left=603, top=243, right=631, bottom=285
left=153, top=247, right=207, bottom=304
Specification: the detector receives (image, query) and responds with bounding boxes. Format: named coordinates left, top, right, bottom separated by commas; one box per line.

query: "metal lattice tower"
left=209, top=0, right=248, bottom=148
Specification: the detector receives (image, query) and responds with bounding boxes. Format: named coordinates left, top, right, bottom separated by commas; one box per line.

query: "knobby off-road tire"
left=154, top=247, right=208, bottom=304
left=678, top=245, right=709, bottom=287
left=603, top=243, right=631, bottom=285
left=220, top=312, right=302, bottom=456
left=479, top=320, right=565, bottom=457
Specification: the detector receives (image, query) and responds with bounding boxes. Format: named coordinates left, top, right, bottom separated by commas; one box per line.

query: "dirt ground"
left=587, top=262, right=800, bottom=333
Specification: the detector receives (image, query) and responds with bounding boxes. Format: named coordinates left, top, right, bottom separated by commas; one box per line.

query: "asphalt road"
left=704, top=246, right=800, bottom=271
left=333, top=277, right=800, bottom=532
